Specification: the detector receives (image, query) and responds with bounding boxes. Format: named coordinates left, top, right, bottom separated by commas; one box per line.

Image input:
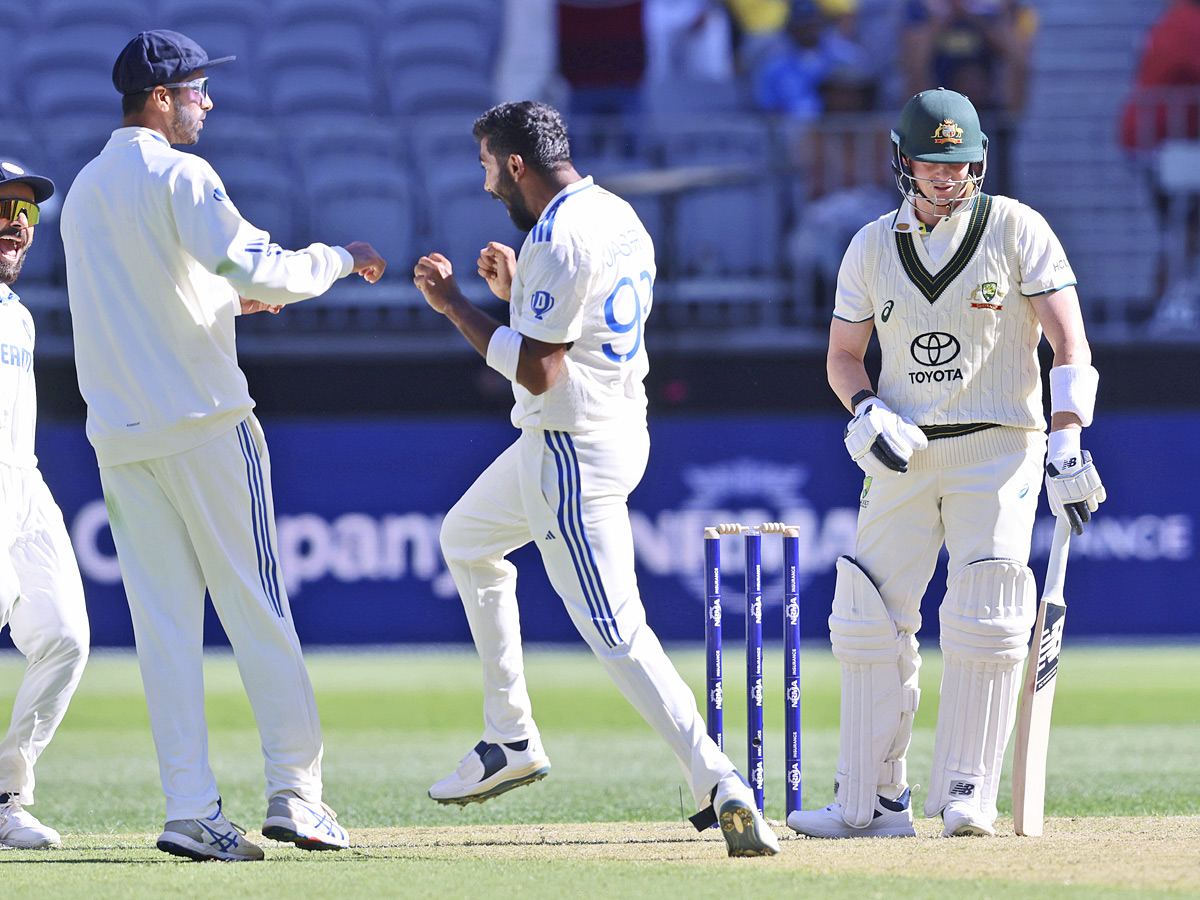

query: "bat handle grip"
left=1043, top=517, right=1072, bottom=600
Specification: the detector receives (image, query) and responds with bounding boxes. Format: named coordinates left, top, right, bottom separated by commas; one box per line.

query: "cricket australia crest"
left=931, top=119, right=964, bottom=144
left=970, top=281, right=1004, bottom=310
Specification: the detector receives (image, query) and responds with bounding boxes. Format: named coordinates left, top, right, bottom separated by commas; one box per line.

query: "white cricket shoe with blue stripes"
left=156, top=801, right=264, bottom=861
left=262, top=790, right=349, bottom=850
left=429, top=738, right=551, bottom=805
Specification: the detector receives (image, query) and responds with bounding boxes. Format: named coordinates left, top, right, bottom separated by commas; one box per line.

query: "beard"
left=169, top=101, right=202, bottom=146
left=493, top=168, right=538, bottom=233
left=0, top=232, right=28, bottom=284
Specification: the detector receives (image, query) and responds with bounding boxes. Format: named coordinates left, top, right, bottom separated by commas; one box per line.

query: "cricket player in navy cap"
left=61, top=30, right=386, bottom=861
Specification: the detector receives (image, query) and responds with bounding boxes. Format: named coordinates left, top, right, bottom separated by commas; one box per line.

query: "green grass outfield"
left=0, top=642, right=1197, bottom=899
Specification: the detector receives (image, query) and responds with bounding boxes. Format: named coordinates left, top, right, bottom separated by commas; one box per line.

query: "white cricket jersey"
left=0, top=285, right=37, bottom=469
left=507, top=176, right=655, bottom=433
left=62, top=127, right=353, bottom=467
left=833, top=194, right=1076, bottom=433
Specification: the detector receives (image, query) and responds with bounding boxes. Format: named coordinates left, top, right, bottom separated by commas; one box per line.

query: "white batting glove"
left=1045, top=429, right=1106, bottom=535
left=844, top=398, right=928, bottom=477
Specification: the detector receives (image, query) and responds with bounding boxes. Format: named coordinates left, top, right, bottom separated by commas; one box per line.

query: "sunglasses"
left=0, top=198, right=39, bottom=226
left=146, top=76, right=210, bottom=102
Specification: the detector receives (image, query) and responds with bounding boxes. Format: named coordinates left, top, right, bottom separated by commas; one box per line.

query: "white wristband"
left=1046, top=427, right=1080, bottom=462
left=486, top=325, right=523, bottom=382
left=1049, top=364, right=1098, bottom=427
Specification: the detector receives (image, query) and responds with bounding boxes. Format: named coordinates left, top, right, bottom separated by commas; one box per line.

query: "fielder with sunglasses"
left=61, top=30, right=385, bottom=862
left=0, top=162, right=90, bottom=850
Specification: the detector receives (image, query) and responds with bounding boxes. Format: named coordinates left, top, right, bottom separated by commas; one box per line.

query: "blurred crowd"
left=500, top=0, right=1036, bottom=129
left=487, top=0, right=1039, bottom=304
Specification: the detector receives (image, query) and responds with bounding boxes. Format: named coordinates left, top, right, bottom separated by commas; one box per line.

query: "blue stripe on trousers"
left=545, top=430, right=621, bottom=647
left=237, top=421, right=284, bottom=618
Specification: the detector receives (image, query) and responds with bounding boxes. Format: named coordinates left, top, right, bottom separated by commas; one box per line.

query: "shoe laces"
left=317, top=801, right=338, bottom=821
left=0, top=794, right=23, bottom=822
left=209, top=799, right=249, bottom=837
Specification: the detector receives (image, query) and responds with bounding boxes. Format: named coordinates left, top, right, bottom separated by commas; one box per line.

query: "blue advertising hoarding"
left=25, top=412, right=1199, bottom=648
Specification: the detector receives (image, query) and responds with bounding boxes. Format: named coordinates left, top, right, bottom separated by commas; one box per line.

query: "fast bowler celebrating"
left=787, top=88, right=1105, bottom=840
left=413, top=101, right=779, bottom=857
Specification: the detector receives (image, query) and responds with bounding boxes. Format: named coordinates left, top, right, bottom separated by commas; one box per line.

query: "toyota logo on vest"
left=910, top=332, right=960, bottom=366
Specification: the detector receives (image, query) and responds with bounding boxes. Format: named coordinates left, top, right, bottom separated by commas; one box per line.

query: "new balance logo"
left=949, top=781, right=975, bottom=798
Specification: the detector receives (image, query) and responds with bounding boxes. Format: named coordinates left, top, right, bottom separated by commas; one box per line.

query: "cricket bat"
left=1012, top=517, right=1072, bottom=837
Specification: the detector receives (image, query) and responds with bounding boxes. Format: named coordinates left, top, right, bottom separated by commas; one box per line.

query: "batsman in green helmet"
left=787, top=87, right=1106, bottom=840
left=892, top=86, right=989, bottom=219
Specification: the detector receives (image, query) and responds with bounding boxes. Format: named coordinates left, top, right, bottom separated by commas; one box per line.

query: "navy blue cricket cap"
left=0, top=160, right=54, bottom=203
left=112, top=29, right=235, bottom=95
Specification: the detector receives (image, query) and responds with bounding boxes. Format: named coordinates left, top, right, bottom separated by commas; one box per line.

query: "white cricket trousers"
left=440, top=426, right=735, bottom=809
left=855, top=440, right=1044, bottom=631
left=0, top=465, right=89, bottom=804
left=98, top=415, right=325, bottom=821
left=851, top=436, right=1043, bottom=808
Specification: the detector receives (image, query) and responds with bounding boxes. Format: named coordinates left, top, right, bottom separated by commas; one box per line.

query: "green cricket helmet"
left=890, top=87, right=988, bottom=217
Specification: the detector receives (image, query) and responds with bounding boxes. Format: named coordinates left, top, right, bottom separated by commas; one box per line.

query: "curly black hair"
left=472, top=101, right=572, bottom=174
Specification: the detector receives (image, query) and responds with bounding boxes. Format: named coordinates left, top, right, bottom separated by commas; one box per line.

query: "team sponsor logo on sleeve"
left=530, top=290, right=554, bottom=320
left=908, top=331, right=963, bottom=384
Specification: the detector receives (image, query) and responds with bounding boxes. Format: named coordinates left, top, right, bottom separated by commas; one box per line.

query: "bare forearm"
left=440, top=293, right=503, bottom=359
left=828, top=348, right=874, bottom=412
left=827, top=318, right=876, bottom=412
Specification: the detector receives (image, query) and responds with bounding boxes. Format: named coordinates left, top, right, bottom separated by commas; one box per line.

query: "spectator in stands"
left=557, top=0, right=647, bottom=117
left=752, top=0, right=872, bottom=121
left=778, top=1, right=890, bottom=313
left=1118, top=0, right=1200, bottom=318
left=721, top=0, right=790, bottom=73
left=496, top=0, right=566, bottom=106
left=644, top=0, right=736, bottom=85
left=900, top=0, right=1036, bottom=195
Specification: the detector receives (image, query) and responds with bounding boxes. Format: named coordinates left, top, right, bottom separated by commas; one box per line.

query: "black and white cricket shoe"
left=786, top=788, right=917, bottom=838
left=428, top=738, right=551, bottom=805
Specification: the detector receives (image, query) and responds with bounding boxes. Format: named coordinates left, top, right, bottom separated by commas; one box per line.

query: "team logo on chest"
left=530, top=290, right=555, bottom=320
left=970, top=281, right=1004, bottom=311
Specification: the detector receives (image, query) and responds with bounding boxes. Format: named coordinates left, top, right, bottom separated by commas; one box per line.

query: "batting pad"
left=925, top=558, right=1036, bottom=819
left=829, top=555, right=914, bottom=828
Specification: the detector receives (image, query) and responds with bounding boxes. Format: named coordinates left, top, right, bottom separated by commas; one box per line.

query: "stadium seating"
left=305, top=167, right=421, bottom=274
left=38, top=0, right=155, bottom=32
